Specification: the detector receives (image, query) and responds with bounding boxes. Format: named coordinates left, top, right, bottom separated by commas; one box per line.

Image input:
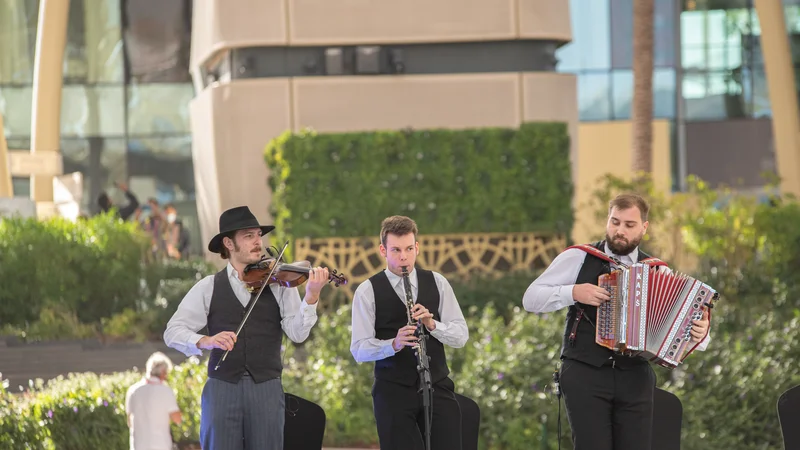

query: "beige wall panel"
left=521, top=72, right=579, bottom=179
left=189, top=88, right=223, bottom=262
left=288, top=0, right=516, bottom=45
left=517, top=0, right=572, bottom=41
left=572, top=120, right=672, bottom=245
left=292, top=74, right=521, bottom=132
left=191, top=0, right=287, bottom=69
left=210, top=79, right=292, bottom=227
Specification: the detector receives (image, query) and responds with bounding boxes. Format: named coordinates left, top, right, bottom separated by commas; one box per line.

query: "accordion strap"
left=566, top=244, right=668, bottom=269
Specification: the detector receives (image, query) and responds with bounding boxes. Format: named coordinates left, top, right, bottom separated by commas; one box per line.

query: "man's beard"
left=606, top=232, right=643, bottom=256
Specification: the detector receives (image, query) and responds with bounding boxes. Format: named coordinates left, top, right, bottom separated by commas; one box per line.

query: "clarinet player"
left=350, top=215, right=469, bottom=450
left=522, top=194, right=711, bottom=450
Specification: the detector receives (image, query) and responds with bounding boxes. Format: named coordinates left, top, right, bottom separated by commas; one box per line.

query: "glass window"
left=12, top=177, right=30, bottom=198
left=61, top=85, right=126, bottom=137
left=611, top=70, right=633, bottom=120
left=0, top=86, right=34, bottom=138
left=559, top=0, right=611, bottom=71
left=122, top=0, right=192, bottom=83
left=126, top=136, right=195, bottom=205
left=683, top=71, right=745, bottom=120
left=127, top=83, right=194, bottom=135
left=654, top=68, right=676, bottom=118
left=0, top=0, right=39, bottom=84
left=610, top=0, right=676, bottom=70
left=579, top=73, right=612, bottom=121
left=63, top=0, right=125, bottom=83
left=61, top=137, right=127, bottom=214
left=611, top=68, right=675, bottom=120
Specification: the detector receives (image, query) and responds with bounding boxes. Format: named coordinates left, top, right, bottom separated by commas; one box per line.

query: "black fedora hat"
left=207, top=206, right=275, bottom=254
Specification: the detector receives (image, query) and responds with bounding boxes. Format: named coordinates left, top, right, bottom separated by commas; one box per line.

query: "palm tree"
left=631, top=0, right=655, bottom=176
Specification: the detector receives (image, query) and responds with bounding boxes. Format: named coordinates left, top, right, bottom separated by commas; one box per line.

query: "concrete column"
left=0, top=114, right=13, bottom=197
left=754, top=0, right=800, bottom=197
left=29, top=0, right=70, bottom=202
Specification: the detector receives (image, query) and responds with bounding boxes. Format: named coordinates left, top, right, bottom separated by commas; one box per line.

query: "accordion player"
left=595, top=262, right=719, bottom=369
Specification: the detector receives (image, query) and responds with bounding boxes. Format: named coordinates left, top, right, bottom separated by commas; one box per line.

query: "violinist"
left=164, top=206, right=328, bottom=450
left=350, top=215, right=469, bottom=450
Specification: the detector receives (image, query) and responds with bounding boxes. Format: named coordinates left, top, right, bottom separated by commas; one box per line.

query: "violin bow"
left=214, top=240, right=290, bottom=371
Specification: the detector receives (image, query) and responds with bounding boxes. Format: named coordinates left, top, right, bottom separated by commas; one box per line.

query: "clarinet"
left=401, top=266, right=420, bottom=348
left=400, top=265, right=433, bottom=450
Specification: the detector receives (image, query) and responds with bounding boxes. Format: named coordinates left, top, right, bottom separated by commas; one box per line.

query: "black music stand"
left=455, top=393, right=481, bottom=450
left=778, top=385, right=800, bottom=449
left=283, top=393, right=326, bottom=450
left=651, top=388, right=682, bottom=450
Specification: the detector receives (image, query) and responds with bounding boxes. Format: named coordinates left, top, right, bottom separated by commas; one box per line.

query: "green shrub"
left=660, top=312, right=800, bottom=450
left=264, top=123, right=573, bottom=244
left=0, top=214, right=149, bottom=327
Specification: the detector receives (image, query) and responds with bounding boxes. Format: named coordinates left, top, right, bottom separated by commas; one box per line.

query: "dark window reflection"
left=126, top=136, right=195, bottom=204
left=122, top=0, right=192, bottom=83
left=12, top=177, right=30, bottom=198
left=61, top=138, right=128, bottom=214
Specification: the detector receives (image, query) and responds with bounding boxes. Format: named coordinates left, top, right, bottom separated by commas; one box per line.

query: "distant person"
left=164, top=203, right=191, bottom=259
left=125, top=352, right=182, bottom=450
left=97, top=182, right=139, bottom=221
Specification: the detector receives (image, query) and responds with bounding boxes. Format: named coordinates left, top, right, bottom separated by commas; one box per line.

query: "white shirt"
left=523, top=243, right=710, bottom=351
left=350, top=268, right=469, bottom=363
left=125, top=376, right=179, bottom=450
left=163, top=263, right=318, bottom=357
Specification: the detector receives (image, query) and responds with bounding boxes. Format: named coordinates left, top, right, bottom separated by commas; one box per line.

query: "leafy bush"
left=265, top=123, right=573, bottom=244
left=0, top=214, right=149, bottom=327
left=0, top=212, right=215, bottom=342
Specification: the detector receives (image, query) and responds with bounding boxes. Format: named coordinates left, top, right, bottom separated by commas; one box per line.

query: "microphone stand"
left=401, top=266, right=433, bottom=450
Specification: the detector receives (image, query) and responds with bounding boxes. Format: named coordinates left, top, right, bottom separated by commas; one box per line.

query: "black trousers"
left=559, top=358, right=656, bottom=450
left=372, top=377, right=462, bottom=450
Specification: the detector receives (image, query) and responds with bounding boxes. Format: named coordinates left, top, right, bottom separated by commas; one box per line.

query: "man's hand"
left=304, top=267, right=329, bottom=305
left=411, top=304, right=436, bottom=331
left=197, top=331, right=237, bottom=351
left=392, top=325, right=419, bottom=352
left=572, top=283, right=611, bottom=306
left=690, top=309, right=710, bottom=343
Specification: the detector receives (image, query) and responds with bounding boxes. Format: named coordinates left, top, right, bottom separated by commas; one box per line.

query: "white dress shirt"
left=523, top=243, right=710, bottom=351
left=350, top=268, right=469, bottom=363
left=164, top=263, right=318, bottom=357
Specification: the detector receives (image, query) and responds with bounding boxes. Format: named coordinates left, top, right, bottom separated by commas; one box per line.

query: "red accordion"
left=595, top=263, right=718, bottom=369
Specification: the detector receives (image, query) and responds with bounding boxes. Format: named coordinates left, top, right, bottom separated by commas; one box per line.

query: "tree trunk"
left=631, top=0, right=655, bottom=176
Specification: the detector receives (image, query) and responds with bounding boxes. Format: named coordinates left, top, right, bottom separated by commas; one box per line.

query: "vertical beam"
left=754, top=0, right=800, bottom=197
left=29, top=0, right=70, bottom=203
left=0, top=114, right=13, bottom=197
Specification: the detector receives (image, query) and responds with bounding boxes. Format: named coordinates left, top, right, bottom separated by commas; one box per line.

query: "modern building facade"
left=0, top=0, right=202, bottom=252
left=560, top=0, right=800, bottom=192
left=3, top=0, right=800, bottom=253
left=187, top=0, right=577, bottom=251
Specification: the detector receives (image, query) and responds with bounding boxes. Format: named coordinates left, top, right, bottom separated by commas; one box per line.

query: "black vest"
left=560, top=241, right=654, bottom=368
left=207, top=269, right=283, bottom=383
left=371, top=269, right=449, bottom=387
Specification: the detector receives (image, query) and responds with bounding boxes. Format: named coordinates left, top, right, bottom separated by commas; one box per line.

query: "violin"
left=242, top=256, right=347, bottom=292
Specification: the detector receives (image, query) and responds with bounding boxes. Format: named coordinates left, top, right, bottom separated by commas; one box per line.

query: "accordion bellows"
left=596, top=263, right=718, bottom=369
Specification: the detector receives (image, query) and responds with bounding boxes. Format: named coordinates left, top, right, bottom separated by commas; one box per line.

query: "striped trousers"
left=200, top=374, right=285, bottom=450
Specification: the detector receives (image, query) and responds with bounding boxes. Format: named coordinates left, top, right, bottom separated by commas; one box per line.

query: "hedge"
left=4, top=300, right=799, bottom=450
left=0, top=214, right=215, bottom=342
left=0, top=214, right=149, bottom=327
left=264, top=123, right=573, bottom=242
